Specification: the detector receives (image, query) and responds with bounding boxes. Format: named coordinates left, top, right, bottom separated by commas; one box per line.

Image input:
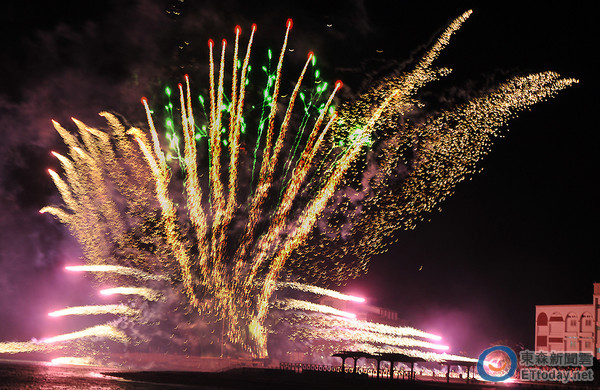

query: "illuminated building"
left=535, top=283, right=600, bottom=358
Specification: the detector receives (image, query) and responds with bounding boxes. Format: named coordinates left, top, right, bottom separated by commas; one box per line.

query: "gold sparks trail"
left=39, top=12, right=576, bottom=357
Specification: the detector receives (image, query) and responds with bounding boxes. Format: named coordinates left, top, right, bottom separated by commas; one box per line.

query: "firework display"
left=65, top=265, right=170, bottom=281
left=48, top=305, right=140, bottom=318
left=280, top=281, right=365, bottom=302
left=0, top=325, right=127, bottom=355
left=0, top=11, right=576, bottom=361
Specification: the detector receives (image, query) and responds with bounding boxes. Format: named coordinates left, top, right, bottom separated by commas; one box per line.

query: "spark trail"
left=280, top=281, right=366, bottom=302
left=51, top=357, right=96, bottom=366
left=14, top=11, right=576, bottom=359
left=48, top=304, right=140, bottom=318
left=284, top=312, right=442, bottom=340
left=277, top=298, right=357, bottom=319
left=0, top=325, right=128, bottom=354
left=100, top=287, right=162, bottom=301
left=350, top=344, right=477, bottom=363
left=294, top=327, right=449, bottom=351
left=42, top=324, right=129, bottom=344
left=0, top=341, right=58, bottom=355
left=65, top=265, right=169, bottom=281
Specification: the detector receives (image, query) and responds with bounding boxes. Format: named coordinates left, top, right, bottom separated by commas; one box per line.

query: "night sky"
left=0, top=0, right=597, bottom=358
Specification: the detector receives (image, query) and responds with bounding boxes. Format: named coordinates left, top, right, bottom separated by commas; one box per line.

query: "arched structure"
left=535, top=283, right=600, bottom=359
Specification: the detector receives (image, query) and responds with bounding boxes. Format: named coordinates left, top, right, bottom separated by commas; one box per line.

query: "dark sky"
left=0, top=0, right=597, bottom=358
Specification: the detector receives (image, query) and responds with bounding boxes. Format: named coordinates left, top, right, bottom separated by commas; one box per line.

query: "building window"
left=537, top=313, right=548, bottom=326
left=566, top=313, right=577, bottom=331
left=537, top=336, right=547, bottom=347
left=585, top=341, right=591, bottom=349
left=581, top=313, right=593, bottom=330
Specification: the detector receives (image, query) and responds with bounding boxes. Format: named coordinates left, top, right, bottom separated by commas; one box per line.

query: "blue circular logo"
left=477, top=345, right=517, bottom=382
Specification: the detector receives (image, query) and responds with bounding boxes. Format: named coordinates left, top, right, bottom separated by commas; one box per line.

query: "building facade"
left=535, top=283, right=600, bottom=359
